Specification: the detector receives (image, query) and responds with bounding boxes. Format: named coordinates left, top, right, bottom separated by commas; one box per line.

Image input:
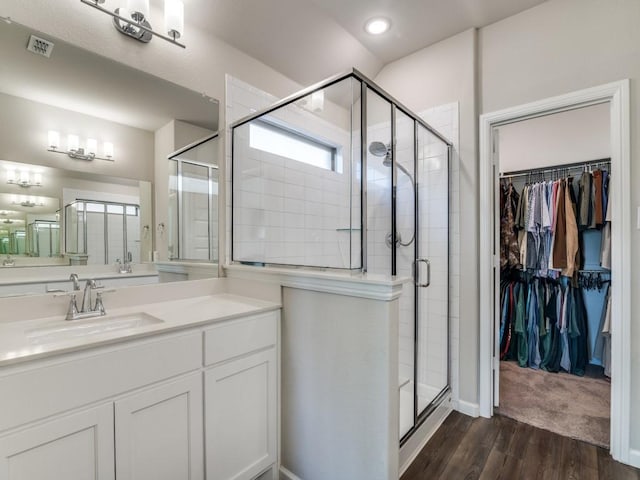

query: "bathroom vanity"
left=0, top=282, right=280, bottom=480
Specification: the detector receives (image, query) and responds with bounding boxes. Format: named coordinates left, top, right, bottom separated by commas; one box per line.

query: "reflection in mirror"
left=168, top=134, right=219, bottom=262
left=0, top=19, right=219, bottom=295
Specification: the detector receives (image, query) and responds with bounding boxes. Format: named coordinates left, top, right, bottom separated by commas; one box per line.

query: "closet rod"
left=500, top=157, right=610, bottom=179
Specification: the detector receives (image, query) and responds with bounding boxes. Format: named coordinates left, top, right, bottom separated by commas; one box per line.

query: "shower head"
left=368, top=141, right=392, bottom=166
left=369, top=141, right=389, bottom=157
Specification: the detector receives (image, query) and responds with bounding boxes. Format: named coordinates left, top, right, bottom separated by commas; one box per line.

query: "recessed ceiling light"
left=365, top=17, right=390, bottom=35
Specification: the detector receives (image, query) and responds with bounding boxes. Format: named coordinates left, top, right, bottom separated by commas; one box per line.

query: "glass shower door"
left=415, top=125, right=449, bottom=416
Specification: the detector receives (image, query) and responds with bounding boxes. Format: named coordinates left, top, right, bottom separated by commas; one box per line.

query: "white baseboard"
left=629, top=449, right=640, bottom=469
left=452, top=399, right=480, bottom=417
left=279, top=466, right=303, bottom=480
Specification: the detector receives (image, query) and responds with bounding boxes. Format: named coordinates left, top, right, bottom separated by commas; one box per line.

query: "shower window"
left=249, top=120, right=337, bottom=171
left=232, top=76, right=362, bottom=269
left=168, top=133, right=219, bottom=263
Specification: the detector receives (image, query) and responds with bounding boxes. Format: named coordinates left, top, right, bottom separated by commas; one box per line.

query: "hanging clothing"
left=500, top=183, right=520, bottom=268
left=578, top=172, right=592, bottom=228
left=562, top=177, right=580, bottom=277
left=552, top=180, right=568, bottom=269
left=593, top=169, right=604, bottom=226
left=600, top=185, right=612, bottom=269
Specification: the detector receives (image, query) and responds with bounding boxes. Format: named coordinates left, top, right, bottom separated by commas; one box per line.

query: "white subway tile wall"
left=230, top=78, right=361, bottom=268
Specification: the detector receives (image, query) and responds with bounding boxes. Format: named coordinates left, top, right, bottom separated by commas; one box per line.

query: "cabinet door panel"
left=0, top=404, right=114, bottom=480
left=115, top=373, right=204, bottom=480
left=205, top=349, right=276, bottom=480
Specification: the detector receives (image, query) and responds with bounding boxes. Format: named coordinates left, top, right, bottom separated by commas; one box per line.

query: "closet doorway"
left=496, top=103, right=611, bottom=447
left=480, top=81, right=630, bottom=463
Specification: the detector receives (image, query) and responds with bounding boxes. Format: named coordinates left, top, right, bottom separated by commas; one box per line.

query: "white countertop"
left=0, top=293, right=280, bottom=367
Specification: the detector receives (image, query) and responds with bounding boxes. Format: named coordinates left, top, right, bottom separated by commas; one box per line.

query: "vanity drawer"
left=0, top=331, right=202, bottom=433
left=204, top=311, right=277, bottom=366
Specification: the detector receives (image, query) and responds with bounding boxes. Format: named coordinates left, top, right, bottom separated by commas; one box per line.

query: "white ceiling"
left=193, top=0, right=547, bottom=85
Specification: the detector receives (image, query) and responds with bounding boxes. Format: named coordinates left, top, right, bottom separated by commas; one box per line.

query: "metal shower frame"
left=230, top=68, right=453, bottom=445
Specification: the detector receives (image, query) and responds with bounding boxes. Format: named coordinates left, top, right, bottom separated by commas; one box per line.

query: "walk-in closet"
left=494, top=103, right=612, bottom=448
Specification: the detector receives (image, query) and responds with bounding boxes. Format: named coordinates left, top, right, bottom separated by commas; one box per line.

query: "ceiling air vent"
left=26, top=35, right=54, bottom=58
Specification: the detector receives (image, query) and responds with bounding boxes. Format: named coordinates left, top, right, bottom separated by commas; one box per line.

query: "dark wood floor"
left=401, top=411, right=640, bottom=480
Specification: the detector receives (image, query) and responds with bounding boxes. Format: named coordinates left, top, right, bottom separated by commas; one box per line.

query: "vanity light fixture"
left=310, top=90, right=324, bottom=112
left=47, top=130, right=115, bottom=162
left=11, top=195, right=44, bottom=208
left=364, top=17, right=390, bottom=35
left=80, top=0, right=186, bottom=48
left=6, top=169, right=43, bottom=188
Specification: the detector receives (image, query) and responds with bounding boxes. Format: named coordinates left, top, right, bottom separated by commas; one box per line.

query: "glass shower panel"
left=395, top=109, right=416, bottom=439
left=232, top=77, right=361, bottom=269
left=65, top=203, right=80, bottom=254
left=86, top=202, right=105, bottom=265
left=416, top=124, right=449, bottom=415
left=84, top=203, right=107, bottom=265
left=107, top=204, right=125, bottom=264
left=168, top=135, right=218, bottom=262
left=168, top=159, right=179, bottom=260
left=365, top=88, right=392, bottom=275
left=181, top=162, right=210, bottom=260
left=126, top=206, right=140, bottom=263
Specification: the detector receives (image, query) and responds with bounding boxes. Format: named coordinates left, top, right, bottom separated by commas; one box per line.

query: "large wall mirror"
left=0, top=19, right=219, bottom=295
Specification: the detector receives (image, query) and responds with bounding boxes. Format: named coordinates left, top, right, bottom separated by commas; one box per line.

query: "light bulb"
left=165, top=0, right=184, bottom=39
left=67, top=134, right=79, bottom=152
left=311, top=90, right=324, bottom=112
left=104, top=142, right=114, bottom=158
left=365, top=18, right=390, bottom=35
left=127, top=0, right=149, bottom=21
left=86, top=138, right=98, bottom=155
left=48, top=130, right=60, bottom=149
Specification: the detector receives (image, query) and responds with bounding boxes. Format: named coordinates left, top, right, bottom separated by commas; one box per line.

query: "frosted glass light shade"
left=104, top=142, right=114, bottom=158
left=67, top=135, right=79, bottom=152
left=6, top=170, right=16, bottom=183
left=34, top=173, right=43, bottom=186
left=20, top=171, right=29, bottom=184
left=127, top=0, right=149, bottom=19
left=48, top=130, right=60, bottom=149
left=165, top=0, right=184, bottom=38
left=86, top=138, right=98, bottom=155
left=311, top=90, right=324, bottom=112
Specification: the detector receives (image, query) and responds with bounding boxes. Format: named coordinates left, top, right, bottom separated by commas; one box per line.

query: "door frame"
left=478, top=80, right=631, bottom=463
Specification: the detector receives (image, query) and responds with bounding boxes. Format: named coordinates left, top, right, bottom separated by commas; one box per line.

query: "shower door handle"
left=415, top=258, right=431, bottom=287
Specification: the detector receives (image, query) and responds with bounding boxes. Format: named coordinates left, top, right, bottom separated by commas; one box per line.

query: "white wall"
left=375, top=29, right=475, bottom=411
left=498, top=102, right=611, bottom=173
left=479, top=0, right=640, bottom=452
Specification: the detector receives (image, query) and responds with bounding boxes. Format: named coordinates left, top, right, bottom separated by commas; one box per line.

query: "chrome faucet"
left=2, top=255, right=15, bottom=267
left=58, top=277, right=111, bottom=321
left=81, top=279, right=97, bottom=313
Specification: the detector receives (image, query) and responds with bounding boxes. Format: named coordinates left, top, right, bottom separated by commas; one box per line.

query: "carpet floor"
left=497, top=360, right=610, bottom=448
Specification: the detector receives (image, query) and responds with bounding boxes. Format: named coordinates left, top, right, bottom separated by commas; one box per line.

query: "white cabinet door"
left=115, top=372, right=204, bottom=480
left=0, top=403, right=114, bottom=480
left=205, top=349, right=277, bottom=480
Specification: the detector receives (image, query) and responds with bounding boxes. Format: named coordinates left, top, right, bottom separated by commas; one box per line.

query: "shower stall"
left=231, top=69, right=450, bottom=445
left=65, top=199, right=140, bottom=265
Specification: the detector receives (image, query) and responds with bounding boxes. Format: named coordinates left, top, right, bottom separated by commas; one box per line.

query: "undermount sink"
left=26, top=313, right=164, bottom=346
